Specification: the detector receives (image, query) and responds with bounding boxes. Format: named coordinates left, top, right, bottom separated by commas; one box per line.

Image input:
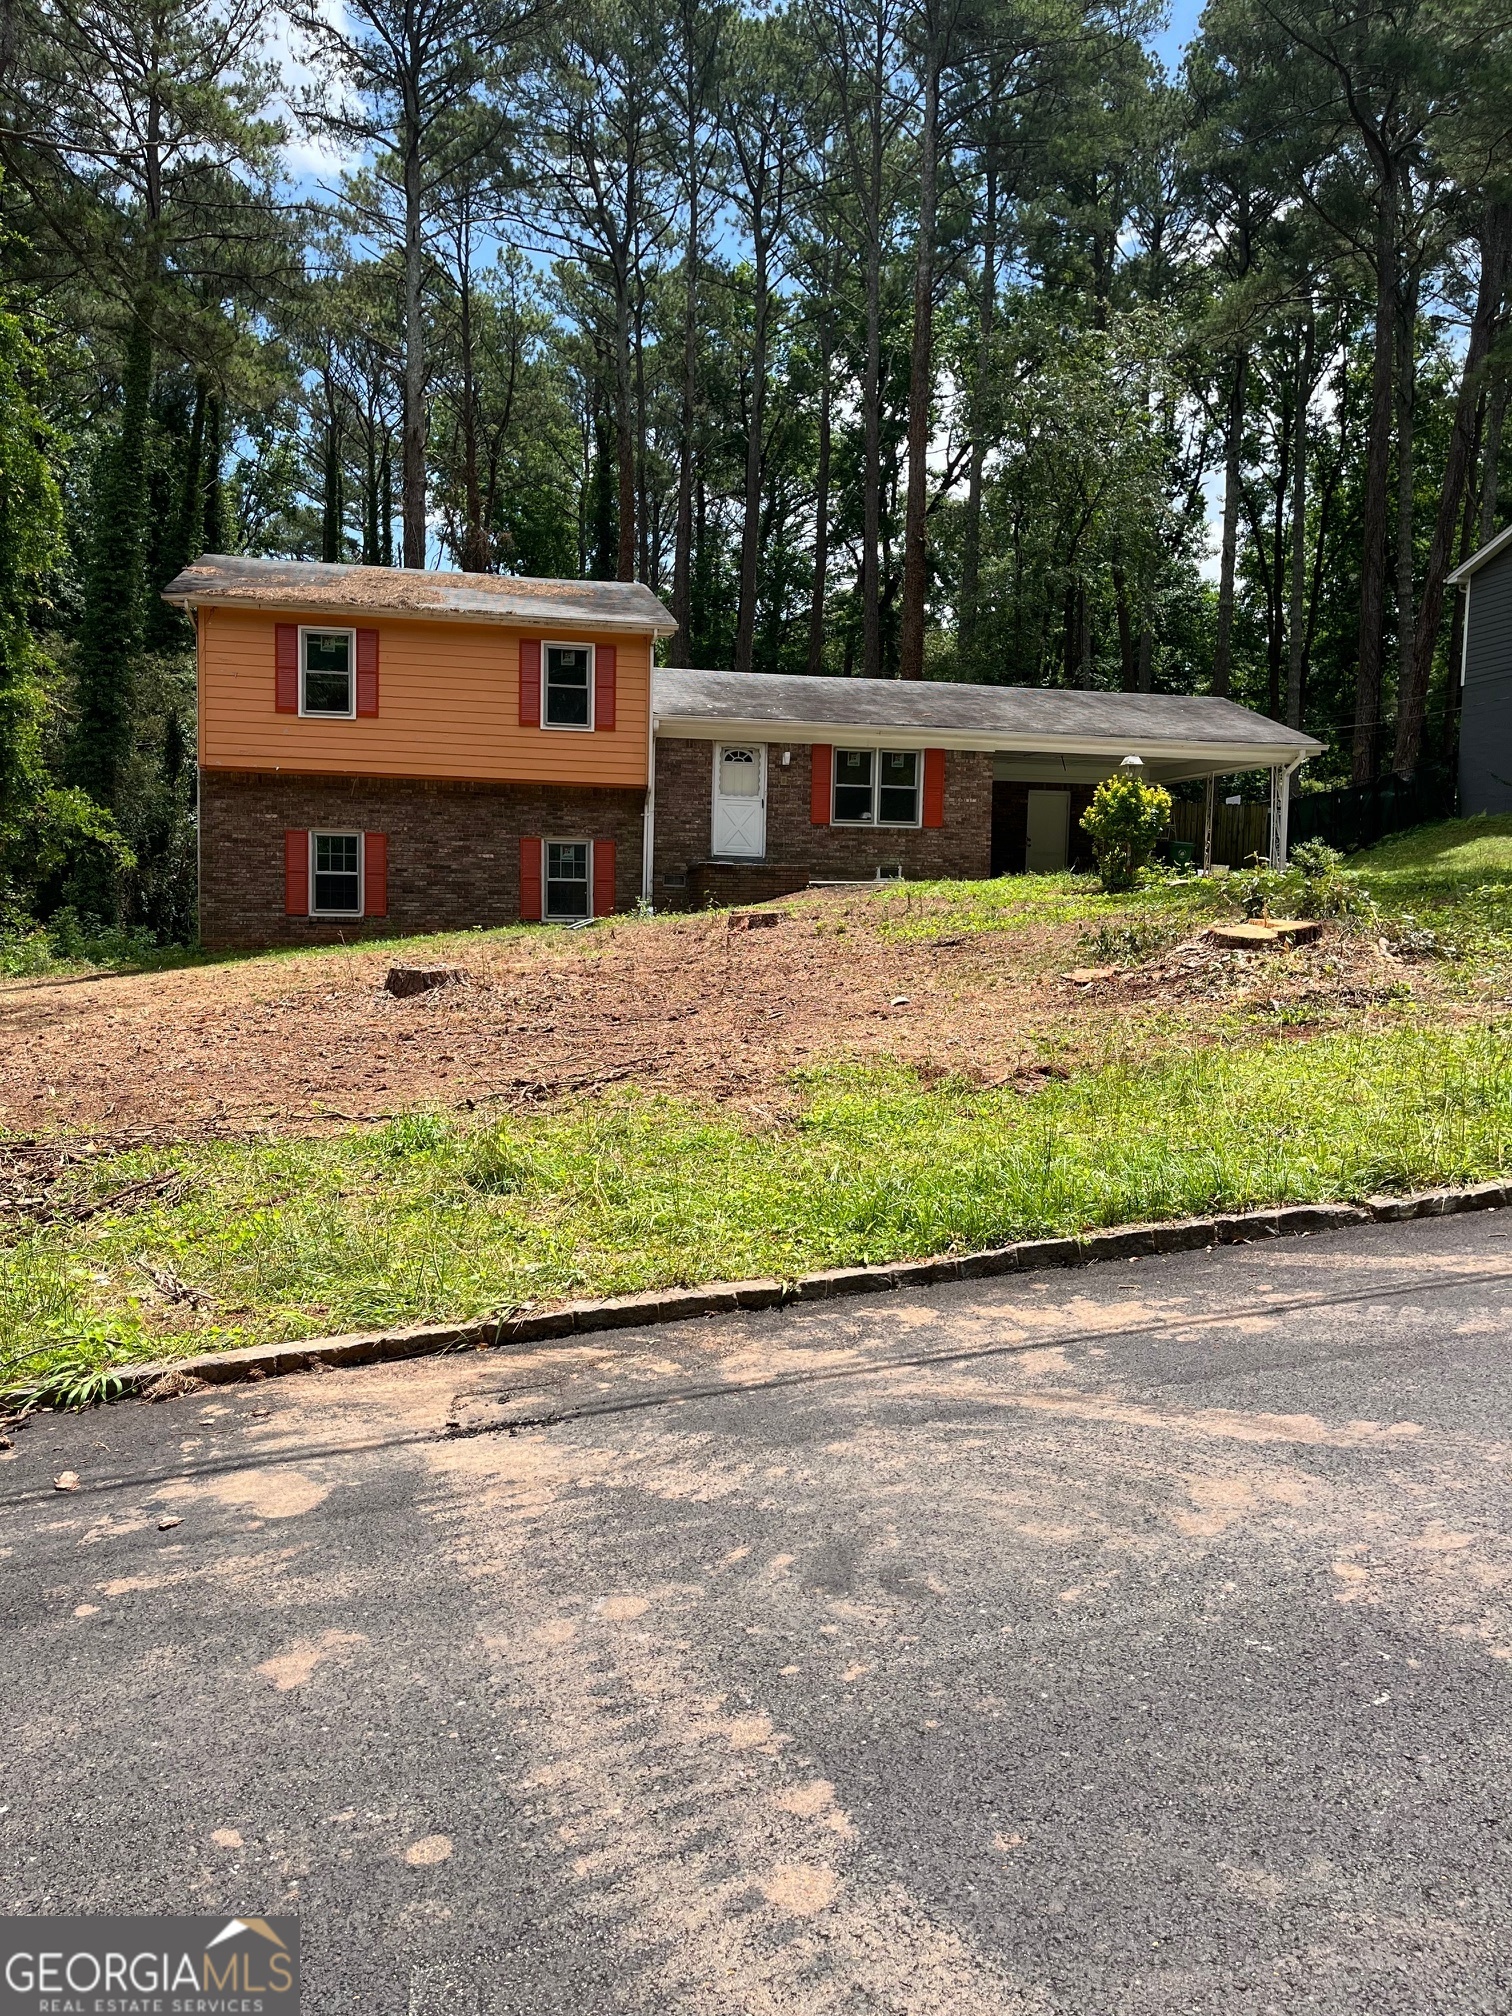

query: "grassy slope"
left=5, top=814, right=1512, bottom=1402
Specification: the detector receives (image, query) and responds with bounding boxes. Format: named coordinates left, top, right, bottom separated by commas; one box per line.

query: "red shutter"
left=275, top=624, right=299, bottom=713
left=284, top=830, right=309, bottom=915
left=593, top=838, right=616, bottom=916
left=363, top=832, right=388, bottom=916
left=519, top=639, right=541, bottom=726
left=519, top=835, right=542, bottom=921
left=810, top=745, right=832, bottom=825
left=356, top=628, right=379, bottom=716
left=923, top=747, right=946, bottom=828
left=594, top=644, right=616, bottom=730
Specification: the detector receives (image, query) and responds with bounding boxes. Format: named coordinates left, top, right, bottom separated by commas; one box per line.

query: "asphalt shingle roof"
left=652, top=666, right=1321, bottom=756
left=162, top=555, right=674, bottom=633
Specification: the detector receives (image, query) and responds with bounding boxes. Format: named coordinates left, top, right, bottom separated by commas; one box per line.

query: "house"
left=164, top=556, right=1322, bottom=949
left=165, top=556, right=670, bottom=950
left=652, top=669, right=1321, bottom=907
left=1448, top=524, right=1512, bottom=815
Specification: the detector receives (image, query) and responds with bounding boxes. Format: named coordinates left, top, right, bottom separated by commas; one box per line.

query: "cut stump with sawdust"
left=385, top=965, right=470, bottom=998
left=1208, top=919, right=1323, bottom=951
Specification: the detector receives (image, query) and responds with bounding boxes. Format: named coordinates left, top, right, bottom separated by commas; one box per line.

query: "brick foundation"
left=199, top=769, right=645, bottom=950
left=652, top=739, right=992, bottom=906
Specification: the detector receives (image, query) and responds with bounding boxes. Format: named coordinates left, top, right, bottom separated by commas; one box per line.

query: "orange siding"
left=198, top=607, right=651, bottom=787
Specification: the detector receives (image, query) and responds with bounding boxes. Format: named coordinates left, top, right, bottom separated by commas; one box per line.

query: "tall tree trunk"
left=321, top=368, right=343, bottom=565
left=379, top=433, right=394, bottom=567
left=1076, top=585, right=1092, bottom=688
left=1479, top=374, right=1508, bottom=542
left=959, top=144, right=997, bottom=667
left=1392, top=263, right=1420, bottom=741
left=1443, top=439, right=1480, bottom=756
left=1113, top=562, right=1135, bottom=690
left=1136, top=626, right=1153, bottom=693
left=458, top=250, right=488, bottom=572
left=1212, top=349, right=1247, bottom=697
left=202, top=391, right=226, bottom=554
left=634, top=278, right=650, bottom=584
left=614, top=276, right=636, bottom=582
left=735, top=233, right=771, bottom=676
left=363, top=416, right=380, bottom=565
left=898, top=27, right=943, bottom=681
left=807, top=326, right=833, bottom=679
left=1396, top=199, right=1512, bottom=777
left=402, top=110, right=427, bottom=570
left=74, top=310, right=153, bottom=810
left=1286, top=313, right=1314, bottom=732
left=148, top=374, right=206, bottom=645
left=1353, top=177, right=1399, bottom=782
left=670, top=89, right=701, bottom=657
left=860, top=30, right=884, bottom=681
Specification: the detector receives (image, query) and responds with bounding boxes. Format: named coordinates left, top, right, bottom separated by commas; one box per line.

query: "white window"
left=311, top=831, right=362, bottom=916
left=545, top=839, right=591, bottom=919
left=833, top=748, right=921, bottom=826
left=300, top=627, right=356, bottom=717
left=544, top=642, right=594, bottom=729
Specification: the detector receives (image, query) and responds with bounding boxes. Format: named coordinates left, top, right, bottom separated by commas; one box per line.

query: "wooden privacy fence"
left=1169, top=798, right=1270, bottom=868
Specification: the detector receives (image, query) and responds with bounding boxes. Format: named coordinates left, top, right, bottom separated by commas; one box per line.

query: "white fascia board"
left=654, top=714, right=1321, bottom=768
left=1447, top=521, right=1512, bottom=586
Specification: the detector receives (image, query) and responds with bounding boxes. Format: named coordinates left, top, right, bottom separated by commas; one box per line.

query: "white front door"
left=1025, top=789, right=1070, bottom=872
left=712, top=744, right=766, bottom=857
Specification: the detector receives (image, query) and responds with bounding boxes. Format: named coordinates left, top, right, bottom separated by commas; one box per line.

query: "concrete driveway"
left=4, top=1213, right=1512, bottom=2014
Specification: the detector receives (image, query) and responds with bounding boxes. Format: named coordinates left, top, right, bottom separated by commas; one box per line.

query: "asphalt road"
left=5, top=1213, right=1512, bottom=2014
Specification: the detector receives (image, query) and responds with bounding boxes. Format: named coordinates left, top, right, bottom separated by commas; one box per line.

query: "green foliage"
left=1289, top=839, right=1377, bottom=922
left=6, top=1020, right=1512, bottom=1393
left=0, top=282, right=64, bottom=915
left=1080, top=773, right=1173, bottom=892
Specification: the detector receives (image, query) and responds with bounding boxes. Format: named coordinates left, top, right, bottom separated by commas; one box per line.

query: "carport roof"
left=653, top=667, right=1322, bottom=772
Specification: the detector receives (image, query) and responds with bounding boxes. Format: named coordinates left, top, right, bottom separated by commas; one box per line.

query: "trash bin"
left=1170, top=840, right=1196, bottom=869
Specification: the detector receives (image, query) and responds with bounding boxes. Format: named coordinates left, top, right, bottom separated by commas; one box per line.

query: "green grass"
left=6, top=810, right=1512, bottom=1405
left=6, top=1020, right=1511, bottom=1402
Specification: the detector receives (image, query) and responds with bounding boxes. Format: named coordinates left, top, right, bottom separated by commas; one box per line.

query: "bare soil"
left=0, top=892, right=1432, bottom=1144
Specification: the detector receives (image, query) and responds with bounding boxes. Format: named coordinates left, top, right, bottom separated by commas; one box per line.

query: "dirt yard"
left=0, top=890, right=1433, bottom=1145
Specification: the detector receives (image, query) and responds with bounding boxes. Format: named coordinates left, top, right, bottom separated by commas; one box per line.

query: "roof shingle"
left=162, top=555, right=674, bottom=633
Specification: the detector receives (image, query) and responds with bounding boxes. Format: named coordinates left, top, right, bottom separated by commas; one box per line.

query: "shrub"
left=1290, top=840, right=1376, bottom=923
left=1080, top=774, right=1172, bottom=893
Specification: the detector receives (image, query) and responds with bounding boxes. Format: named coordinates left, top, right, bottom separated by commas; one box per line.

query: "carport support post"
left=1268, top=765, right=1283, bottom=869
left=1202, top=774, right=1214, bottom=871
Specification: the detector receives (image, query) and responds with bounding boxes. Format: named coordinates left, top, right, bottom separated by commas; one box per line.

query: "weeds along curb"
left=110, top=1179, right=1512, bottom=1401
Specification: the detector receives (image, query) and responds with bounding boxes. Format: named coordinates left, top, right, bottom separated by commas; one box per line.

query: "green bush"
left=1290, top=839, right=1376, bottom=923
left=1080, top=774, right=1172, bottom=893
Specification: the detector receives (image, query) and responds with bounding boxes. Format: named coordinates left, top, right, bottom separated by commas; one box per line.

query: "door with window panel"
left=711, top=745, right=766, bottom=856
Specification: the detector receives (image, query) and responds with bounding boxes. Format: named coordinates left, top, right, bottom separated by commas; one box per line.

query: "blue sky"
left=1150, top=0, right=1206, bottom=73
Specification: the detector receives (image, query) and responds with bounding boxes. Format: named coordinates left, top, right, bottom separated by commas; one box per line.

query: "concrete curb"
left=110, top=1179, right=1512, bottom=1399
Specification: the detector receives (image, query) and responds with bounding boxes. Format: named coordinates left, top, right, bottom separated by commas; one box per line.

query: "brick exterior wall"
left=199, top=769, right=645, bottom=950
left=652, top=738, right=993, bottom=905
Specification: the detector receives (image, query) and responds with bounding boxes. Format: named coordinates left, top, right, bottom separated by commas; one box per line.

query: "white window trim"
left=309, top=829, right=364, bottom=919
left=542, top=639, right=596, bottom=733
left=543, top=835, right=594, bottom=922
left=831, top=747, right=924, bottom=828
left=298, top=625, right=357, bottom=719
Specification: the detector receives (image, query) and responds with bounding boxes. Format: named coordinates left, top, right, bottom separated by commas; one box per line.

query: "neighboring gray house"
left=1449, top=524, right=1512, bottom=815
